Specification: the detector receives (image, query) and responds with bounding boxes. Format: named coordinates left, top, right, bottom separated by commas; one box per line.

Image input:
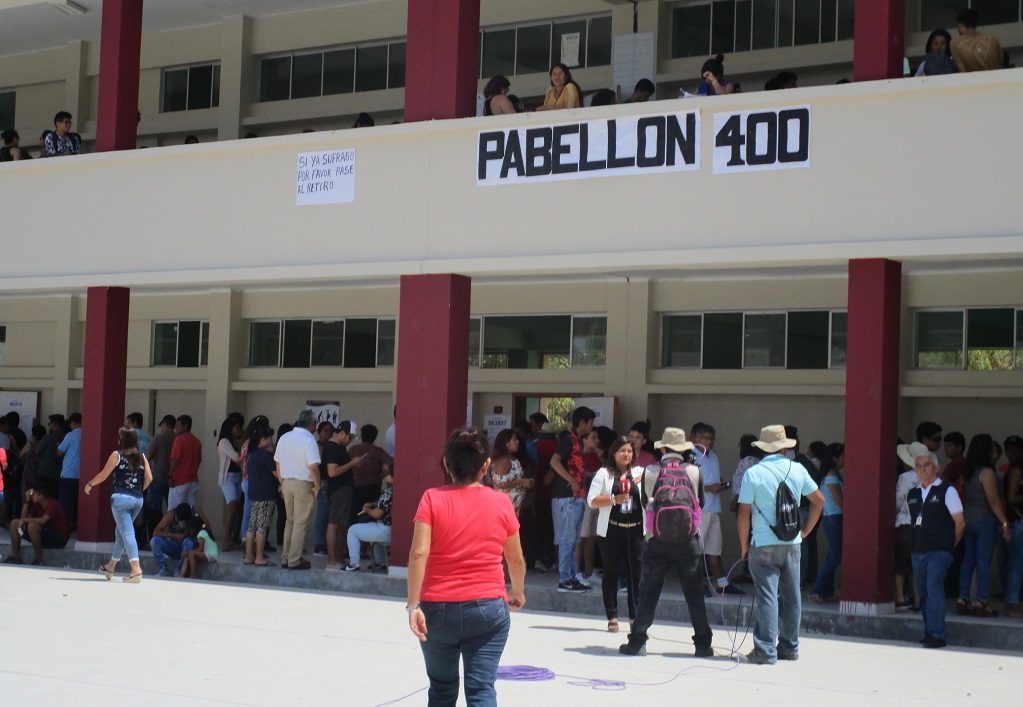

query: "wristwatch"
left=405, top=602, right=420, bottom=612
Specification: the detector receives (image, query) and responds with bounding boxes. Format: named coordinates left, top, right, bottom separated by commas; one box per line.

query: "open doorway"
left=512, top=394, right=618, bottom=431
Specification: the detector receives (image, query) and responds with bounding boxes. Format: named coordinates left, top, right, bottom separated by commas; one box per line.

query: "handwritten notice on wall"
left=296, top=149, right=356, bottom=206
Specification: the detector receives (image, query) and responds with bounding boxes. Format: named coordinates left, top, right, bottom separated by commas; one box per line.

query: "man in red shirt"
left=5, top=487, right=69, bottom=565
left=169, top=415, right=203, bottom=509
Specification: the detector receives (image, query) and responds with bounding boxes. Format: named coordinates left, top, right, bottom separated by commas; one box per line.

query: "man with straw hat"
left=737, top=425, right=823, bottom=664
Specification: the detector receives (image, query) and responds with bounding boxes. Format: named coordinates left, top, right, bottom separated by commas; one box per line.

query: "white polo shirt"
left=273, top=427, right=320, bottom=482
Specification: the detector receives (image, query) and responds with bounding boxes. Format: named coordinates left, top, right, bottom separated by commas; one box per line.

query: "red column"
left=841, top=258, right=901, bottom=610
left=77, top=287, right=131, bottom=543
left=95, top=0, right=143, bottom=152
left=404, top=0, right=481, bottom=122
left=390, top=274, right=471, bottom=568
left=853, top=0, right=905, bottom=82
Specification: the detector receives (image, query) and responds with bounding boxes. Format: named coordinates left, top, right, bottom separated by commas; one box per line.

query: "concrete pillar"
left=404, top=0, right=480, bottom=122
left=605, top=278, right=654, bottom=428
left=77, top=287, right=130, bottom=546
left=96, top=0, right=143, bottom=152
left=218, top=15, right=252, bottom=142
left=841, top=258, right=902, bottom=614
left=853, top=0, right=906, bottom=81
left=50, top=295, right=75, bottom=418
left=389, top=274, right=471, bottom=571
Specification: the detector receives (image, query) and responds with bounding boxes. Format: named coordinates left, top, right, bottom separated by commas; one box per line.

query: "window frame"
left=914, top=306, right=1022, bottom=371
left=247, top=317, right=396, bottom=368
left=161, top=63, right=221, bottom=113
left=258, top=40, right=407, bottom=102
left=470, top=313, right=608, bottom=369
left=151, top=319, right=209, bottom=368
left=478, top=13, right=613, bottom=78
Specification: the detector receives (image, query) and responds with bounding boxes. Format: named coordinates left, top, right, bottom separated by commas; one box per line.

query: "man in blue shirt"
left=738, top=425, right=823, bottom=664
left=126, top=412, right=152, bottom=454
left=57, top=413, right=82, bottom=531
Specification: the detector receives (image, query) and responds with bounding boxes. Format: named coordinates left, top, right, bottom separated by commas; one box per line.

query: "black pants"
left=627, top=537, right=713, bottom=649
left=597, top=523, right=644, bottom=620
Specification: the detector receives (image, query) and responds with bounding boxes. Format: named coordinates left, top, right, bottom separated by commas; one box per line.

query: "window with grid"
left=480, top=14, right=612, bottom=78
left=152, top=321, right=209, bottom=367
left=162, top=64, right=220, bottom=112
left=259, top=42, right=407, bottom=102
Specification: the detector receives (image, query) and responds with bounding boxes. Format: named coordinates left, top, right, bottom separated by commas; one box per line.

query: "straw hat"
left=897, top=441, right=930, bottom=468
left=540, top=422, right=557, bottom=434
left=653, top=427, right=694, bottom=453
left=752, top=425, right=798, bottom=454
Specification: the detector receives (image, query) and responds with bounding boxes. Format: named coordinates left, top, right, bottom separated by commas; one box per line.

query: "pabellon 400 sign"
left=712, top=106, right=811, bottom=174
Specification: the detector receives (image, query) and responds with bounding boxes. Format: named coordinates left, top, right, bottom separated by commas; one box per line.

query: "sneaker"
left=313, top=546, right=328, bottom=557
left=342, top=563, right=361, bottom=572
left=574, top=572, right=591, bottom=588
left=31, top=559, right=45, bottom=566
left=368, top=562, right=388, bottom=573
left=159, top=568, right=173, bottom=577
left=618, top=642, right=646, bottom=656
left=776, top=652, right=799, bottom=661
left=921, top=637, right=947, bottom=649
left=739, top=650, right=776, bottom=665
left=558, top=579, right=589, bottom=593
left=3, top=556, right=23, bottom=565
left=694, top=646, right=714, bottom=658
left=722, top=583, right=745, bottom=596
left=894, top=600, right=914, bottom=611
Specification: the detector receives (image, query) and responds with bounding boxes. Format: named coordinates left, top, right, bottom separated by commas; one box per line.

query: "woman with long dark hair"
left=489, top=429, right=532, bottom=515
left=536, top=62, right=581, bottom=111
left=407, top=427, right=525, bottom=705
left=587, top=436, right=644, bottom=632
left=85, top=427, right=153, bottom=583
left=217, top=413, right=245, bottom=549
left=914, top=29, right=955, bottom=76
left=810, top=442, right=845, bottom=603
left=957, top=434, right=1011, bottom=617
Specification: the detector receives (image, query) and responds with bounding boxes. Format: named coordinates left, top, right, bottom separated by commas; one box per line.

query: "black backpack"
left=754, top=461, right=802, bottom=542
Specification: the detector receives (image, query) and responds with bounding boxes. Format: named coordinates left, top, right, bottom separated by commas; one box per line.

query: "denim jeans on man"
left=419, top=598, right=510, bottom=707
left=913, top=550, right=953, bottom=640
left=811, top=514, right=843, bottom=597
left=1005, top=520, right=1023, bottom=605
left=749, top=543, right=802, bottom=662
left=557, top=497, right=586, bottom=582
left=627, top=537, right=712, bottom=650
left=110, top=493, right=145, bottom=562
left=959, top=517, right=998, bottom=602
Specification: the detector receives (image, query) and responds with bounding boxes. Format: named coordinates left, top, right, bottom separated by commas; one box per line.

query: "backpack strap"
left=752, top=460, right=794, bottom=522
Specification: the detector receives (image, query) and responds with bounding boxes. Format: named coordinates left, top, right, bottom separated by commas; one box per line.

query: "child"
left=178, top=516, right=219, bottom=578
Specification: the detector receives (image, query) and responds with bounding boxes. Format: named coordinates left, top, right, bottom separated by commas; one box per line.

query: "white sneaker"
left=574, top=572, right=591, bottom=588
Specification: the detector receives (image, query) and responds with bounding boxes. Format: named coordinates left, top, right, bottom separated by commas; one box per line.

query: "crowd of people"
left=2, top=9, right=1011, bottom=163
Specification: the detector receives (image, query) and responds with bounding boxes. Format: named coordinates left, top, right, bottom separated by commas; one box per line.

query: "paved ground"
left=1, top=565, right=1019, bottom=706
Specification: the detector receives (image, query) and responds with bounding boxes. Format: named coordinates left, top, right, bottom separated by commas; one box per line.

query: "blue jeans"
left=811, top=514, right=843, bottom=597
left=110, top=493, right=144, bottom=562
left=150, top=535, right=195, bottom=573
left=557, top=497, right=586, bottom=582
left=419, top=598, right=510, bottom=707
left=1005, top=520, right=1023, bottom=605
left=913, top=550, right=953, bottom=640
left=959, top=517, right=998, bottom=602
left=314, top=486, right=330, bottom=547
left=749, top=543, right=802, bottom=661
left=146, top=477, right=168, bottom=512
left=346, top=521, right=391, bottom=566
left=240, top=478, right=252, bottom=537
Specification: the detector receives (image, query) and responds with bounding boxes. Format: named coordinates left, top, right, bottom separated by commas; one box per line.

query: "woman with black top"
left=85, top=427, right=153, bottom=583
left=587, top=436, right=645, bottom=632
left=483, top=75, right=517, bottom=116
left=244, top=424, right=278, bottom=566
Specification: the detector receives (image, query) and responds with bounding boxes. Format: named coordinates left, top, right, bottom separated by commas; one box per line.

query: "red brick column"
left=95, top=0, right=143, bottom=152
left=853, top=0, right=906, bottom=82
left=77, top=287, right=130, bottom=543
left=404, top=0, right=481, bottom=122
left=841, top=258, right=901, bottom=612
left=389, top=275, right=471, bottom=568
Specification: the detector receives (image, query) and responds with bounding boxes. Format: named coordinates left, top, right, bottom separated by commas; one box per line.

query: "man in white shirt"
left=384, top=405, right=396, bottom=457
left=274, top=410, right=321, bottom=570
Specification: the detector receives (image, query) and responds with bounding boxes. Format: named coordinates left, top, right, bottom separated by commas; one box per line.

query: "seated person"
left=178, top=516, right=218, bottom=579
left=5, top=487, right=69, bottom=565
left=150, top=502, right=213, bottom=576
left=344, top=474, right=393, bottom=572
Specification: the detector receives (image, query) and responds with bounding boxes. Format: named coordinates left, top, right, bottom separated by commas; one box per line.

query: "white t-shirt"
left=384, top=423, right=396, bottom=457
left=919, top=478, right=964, bottom=516
left=273, top=427, right=321, bottom=482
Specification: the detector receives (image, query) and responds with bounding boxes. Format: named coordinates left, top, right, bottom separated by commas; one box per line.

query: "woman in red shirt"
left=407, top=427, right=526, bottom=706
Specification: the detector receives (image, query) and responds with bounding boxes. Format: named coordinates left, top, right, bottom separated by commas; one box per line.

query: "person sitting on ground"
left=536, top=63, right=582, bottom=111
left=244, top=424, right=278, bottom=567
left=950, top=9, right=1004, bottom=72
left=150, top=502, right=213, bottom=576
left=5, top=487, right=69, bottom=565
left=178, top=516, right=218, bottom=578
left=345, top=473, right=394, bottom=572
left=916, top=29, right=956, bottom=76
left=697, top=54, right=735, bottom=96
left=348, top=423, right=393, bottom=531
left=483, top=75, right=517, bottom=115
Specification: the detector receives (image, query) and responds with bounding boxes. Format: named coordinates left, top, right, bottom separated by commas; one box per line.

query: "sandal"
left=123, top=573, right=143, bottom=584
left=607, top=619, right=619, bottom=633
left=98, top=565, right=114, bottom=580
left=254, top=560, right=272, bottom=567
left=974, top=601, right=998, bottom=618
left=243, top=559, right=255, bottom=565
left=956, top=598, right=972, bottom=616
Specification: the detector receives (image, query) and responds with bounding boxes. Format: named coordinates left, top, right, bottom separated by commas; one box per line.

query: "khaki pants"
left=282, top=478, right=315, bottom=567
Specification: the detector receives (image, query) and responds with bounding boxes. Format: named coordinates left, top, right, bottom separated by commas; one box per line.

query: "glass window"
left=786, top=311, right=829, bottom=369
left=282, top=320, right=312, bottom=368
left=377, top=319, right=396, bottom=366
left=211, top=65, right=221, bottom=108
left=176, top=321, right=201, bottom=368
left=260, top=56, right=292, bottom=102
left=972, top=0, right=1020, bottom=25
left=1017, top=310, right=1023, bottom=369
left=571, top=317, right=607, bottom=367
left=752, top=0, right=777, bottom=50
left=712, top=1, right=737, bottom=54
left=672, top=5, right=712, bottom=58
left=662, top=315, right=702, bottom=367
left=837, top=0, right=855, bottom=40
left=830, top=312, right=847, bottom=368
left=162, top=69, right=188, bottom=112
left=966, top=308, right=1014, bottom=370
left=517, top=24, right=552, bottom=74
left=153, top=323, right=178, bottom=366
left=0, top=92, right=15, bottom=134
left=916, top=311, right=964, bottom=368
left=777, top=0, right=794, bottom=47
left=388, top=42, right=406, bottom=88
left=587, top=16, right=613, bottom=66
left=735, top=0, right=753, bottom=51
left=344, top=318, right=378, bottom=367
left=481, top=29, right=516, bottom=78
left=744, top=313, right=786, bottom=367
left=469, top=318, right=482, bottom=367
left=200, top=322, right=209, bottom=367
left=820, top=0, right=837, bottom=42
left=703, top=313, right=743, bottom=369
left=920, top=0, right=961, bottom=32
left=794, top=0, right=820, bottom=44
left=551, top=21, right=583, bottom=69
left=311, top=320, right=344, bottom=366
left=249, top=321, right=281, bottom=366
left=356, top=45, right=389, bottom=92
left=291, top=53, right=323, bottom=100
left=186, top=65, right=214, bottom=109
left=482, top=316, right=571, bottom=370
left=323, top=49, right=356, bottom=95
